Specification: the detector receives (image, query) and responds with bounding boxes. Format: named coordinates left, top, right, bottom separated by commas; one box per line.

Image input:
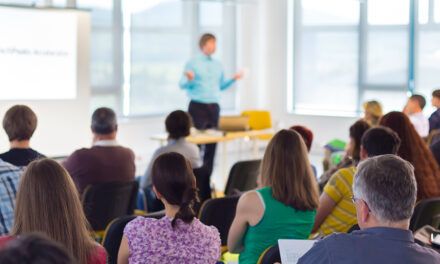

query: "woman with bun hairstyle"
left=118, top=152, right=220, bottom=264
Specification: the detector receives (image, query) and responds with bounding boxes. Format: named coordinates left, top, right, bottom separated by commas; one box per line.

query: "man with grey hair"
left=299, top=154, right=440, bottom=263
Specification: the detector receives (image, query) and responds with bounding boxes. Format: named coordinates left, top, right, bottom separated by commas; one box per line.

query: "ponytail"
left=171, top=187, right=199, bottom=228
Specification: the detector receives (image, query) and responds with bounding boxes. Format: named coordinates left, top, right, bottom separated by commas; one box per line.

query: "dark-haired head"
left=152, top=152, right=199, bottom=228
left=3, top=105, right=38, bottom=142
left=166, top=110, right=192, bottom=140
left=348, top=120, right=371, bottom=163
left=0, top=233, right=75, bottom=264
left=361, top=126, right=401, bottom=157
left=91, top=107, right=117, bottom=135
left=290, top=125, right=313, bottom=152
left=409, top=94, right=426, bottom=110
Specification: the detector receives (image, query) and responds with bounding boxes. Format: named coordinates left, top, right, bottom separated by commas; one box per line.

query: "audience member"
left=299, top=155, right=440, bottom=263
left=63, top=107, right=135, bottom=193
left=0, top=105, right=45, bottom=166
left=0, top=159, right=22, bottom=235
left=290, top=125, right=317, bottom=177
left=403, top=94, right=429, bottom=137
left=1, top=159, right=106, bottom=264
left=0, top=233, right=75, bottom=264
left=363, top=100, right=383, bottom=126
left=319, top=120, right=370, bottom=189
left=430, top=140, right=440, bottom=166
left=380, top=111, right=440, bottom=200
left=429, top=89, right=440, bottom=132
left=118, top=152, right=220, bottom=264
left=141, top=110, right=202, bottom=211
left=313, top=127, right=401, bottom=236
left=227, top=129, right=319, bottom=264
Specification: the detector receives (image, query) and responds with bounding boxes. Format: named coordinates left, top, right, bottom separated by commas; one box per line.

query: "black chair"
left=347, top=224, right=360, bottom=233
left=224, top=160, right=261, bottom=196
left=257, top=245, right=281, bottom=264
left=410, top=197, right=440, bottom=232
left=101, top=211, right=165, bottom=264
left=198, top=196, right=240, bottom=247
left=82, top=181, right=139, bottom=231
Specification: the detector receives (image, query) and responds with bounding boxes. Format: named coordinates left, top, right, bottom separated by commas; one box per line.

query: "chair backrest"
left=82, top=181, right=139, bottom=231
left=198, top=196, right=240, bottom=246
left=257, top=245, right=281, bottom=264
left=224, top=160, right=261, bottom=196
left=241, top=110, right=272, bottom=130
left=410, top=197, right=440, bottom=231
left=102, top=211, right=165, bottom=264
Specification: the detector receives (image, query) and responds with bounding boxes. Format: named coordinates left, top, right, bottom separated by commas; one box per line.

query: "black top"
left=0, top=148, right=45, bottom=167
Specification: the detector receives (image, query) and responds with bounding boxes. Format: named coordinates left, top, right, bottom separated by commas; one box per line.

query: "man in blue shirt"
left=429, top=89, right=440, bottom=132
left=298, top=154, right=440, bottom=264
left=179, top=33, right=242, bottom=201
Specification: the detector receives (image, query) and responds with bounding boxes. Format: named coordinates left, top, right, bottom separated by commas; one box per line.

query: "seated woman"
left=318, top=120, right=370, bottom=189
left=141, top=110, right=202, bottom=211
left=0, top=158, right=106, bottom=264
left=227, top=129, right=319, bottom=264
left=380, top=111, right=440, bottom=200
left=118, top=152, right=220, bottom=264
left=363, top=100, right=383, bottom=126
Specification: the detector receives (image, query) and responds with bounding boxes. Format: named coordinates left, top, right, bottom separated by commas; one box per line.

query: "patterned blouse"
left=124, top=216, right=221, bottom=264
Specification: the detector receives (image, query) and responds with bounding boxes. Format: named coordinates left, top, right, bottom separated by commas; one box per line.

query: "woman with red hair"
left=380, top=111, right=440, bottom=200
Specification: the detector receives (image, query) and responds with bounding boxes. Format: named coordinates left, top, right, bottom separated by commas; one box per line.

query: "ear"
left=359, top=200, right=370, bottom=224
left=360, top=145, right=368, bottom=160
left=153, top=186, right=161, bottom=200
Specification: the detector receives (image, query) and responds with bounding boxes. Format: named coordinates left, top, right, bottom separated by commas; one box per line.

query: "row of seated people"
left=1, top=103, right=440, bottom=262
left=0, top=127, right=439, bottom=263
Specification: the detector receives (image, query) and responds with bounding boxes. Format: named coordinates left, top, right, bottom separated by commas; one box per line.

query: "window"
left=75, top=0, right=237, bottom=116
left=292, top=0, right=437, bottom=115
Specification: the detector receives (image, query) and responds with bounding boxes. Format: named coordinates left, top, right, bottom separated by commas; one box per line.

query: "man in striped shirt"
left=312, top=127, right=401, bottom=236
left=0, top=159, right=22, bottom=235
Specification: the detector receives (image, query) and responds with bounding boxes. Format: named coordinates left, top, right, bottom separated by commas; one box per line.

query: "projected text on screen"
left=0, top=7, right=77, bottom=100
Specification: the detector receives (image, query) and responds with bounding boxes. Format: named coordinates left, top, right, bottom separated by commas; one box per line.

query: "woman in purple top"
left=118, top=152, right=221, bottom=264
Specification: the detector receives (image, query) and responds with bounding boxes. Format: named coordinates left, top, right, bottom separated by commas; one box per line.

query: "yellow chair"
left=241, top=110, right=273, bottom=141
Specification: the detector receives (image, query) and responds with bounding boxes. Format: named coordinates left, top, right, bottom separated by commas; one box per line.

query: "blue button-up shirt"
left=298, top=227, right=440, bottom=264
left=0, top=159, right=22, bottom=235
left=179, top=54, right=235, bottom=104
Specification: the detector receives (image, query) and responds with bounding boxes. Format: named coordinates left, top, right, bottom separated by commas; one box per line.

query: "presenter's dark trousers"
left=188, top=100, right=220, bottom=204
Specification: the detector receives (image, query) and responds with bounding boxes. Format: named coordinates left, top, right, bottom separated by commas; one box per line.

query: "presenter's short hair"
left=91, top=107, right=117, bottom=135
left=433, top=89, right=440, bottom=99
left=199, top=33, right=216, bottom=48
left=410, top=94, right=426, bottom=109
left=3, top=105, right=38, bottom=141
left=166, top=110, right=192, bottom=140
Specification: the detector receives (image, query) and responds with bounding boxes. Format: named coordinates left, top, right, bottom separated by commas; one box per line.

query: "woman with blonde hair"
left=227, top=129, right=319, bottom=264
left=0, top=158, right=106, bottom=264
left=363, top=100, right=383, bottom=126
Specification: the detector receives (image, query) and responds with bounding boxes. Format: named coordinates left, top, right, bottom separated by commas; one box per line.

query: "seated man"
left=404, top=94, right=429, bottom=137
left=141, top=110, right=202, bottom=211
left=299, top=155, right=440, bottom=263
left=0, top=159, right=22, bottom=235
left=63, top=107, right=135, bottom=193
left=313, top=127, right=401, bottom=236
left=429, top=89, right=440, bottom=132
left=0, top=105, right=45, bottom=166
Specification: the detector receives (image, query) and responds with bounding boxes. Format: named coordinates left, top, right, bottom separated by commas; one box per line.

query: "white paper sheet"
left=278, top=239, right=316, bottom=264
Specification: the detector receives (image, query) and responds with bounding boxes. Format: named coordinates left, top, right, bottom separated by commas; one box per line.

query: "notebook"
left=278, top=239, right=315, bottom=264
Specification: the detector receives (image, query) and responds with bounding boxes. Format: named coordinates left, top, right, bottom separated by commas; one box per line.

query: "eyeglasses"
left=351, top=196, right=372, bottom=212
left=351, top=196, right=360, bottom=204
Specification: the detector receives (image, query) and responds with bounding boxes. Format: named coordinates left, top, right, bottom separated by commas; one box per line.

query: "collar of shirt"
left=355, top=227, right=414, bottom=242
left=167, top=138, right=186, bottom=145
left=93, top=140, right=119, bottom=147
left=198, top=53, right=213, bottom=61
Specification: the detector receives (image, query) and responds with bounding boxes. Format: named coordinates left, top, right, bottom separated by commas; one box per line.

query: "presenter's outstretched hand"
left=185, top=71, right=195, bottom=81
left=233, top=70, right=244, bottom=81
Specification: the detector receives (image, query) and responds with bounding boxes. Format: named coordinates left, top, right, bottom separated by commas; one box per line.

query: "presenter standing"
left=179, top=33, right=243, bottom=201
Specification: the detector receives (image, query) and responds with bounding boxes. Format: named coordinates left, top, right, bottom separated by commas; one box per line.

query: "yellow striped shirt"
left=318, top=166, right=357, bottom=236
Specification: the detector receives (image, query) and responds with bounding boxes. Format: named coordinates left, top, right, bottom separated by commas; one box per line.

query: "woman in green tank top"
left=228, top=129, right=319, bottom=264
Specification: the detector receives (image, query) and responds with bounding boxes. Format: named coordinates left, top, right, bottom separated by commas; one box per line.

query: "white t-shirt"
left=409, top=112, right=429, bottom=137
